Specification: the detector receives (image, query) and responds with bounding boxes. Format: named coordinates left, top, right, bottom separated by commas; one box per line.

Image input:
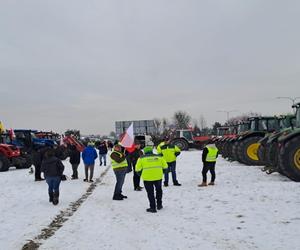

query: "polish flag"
left=120, top=123, right=134, bottom=148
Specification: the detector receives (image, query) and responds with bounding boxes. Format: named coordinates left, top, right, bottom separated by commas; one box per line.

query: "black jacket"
left=128, top=148, right=143, bottom=164
left=69, top=148, right=81, bottom=164
left=98, top=143, right=108, bottom=155
left=41, top=156, right=65, bottom=177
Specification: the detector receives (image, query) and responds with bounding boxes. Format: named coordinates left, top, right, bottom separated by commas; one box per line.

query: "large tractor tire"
left=257, top=144, right=266, bottom=165
left=171, top=139, right=189, bottom=151
left=237, top=136, right=264, bottom=166
left=278, top=136, right=300, bottom=182
left=231, top=141, right=241, bottom=162
left=0, top=154, right=10, bottom=172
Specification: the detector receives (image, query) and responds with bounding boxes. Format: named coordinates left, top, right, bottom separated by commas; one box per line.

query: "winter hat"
left=143, top=146, right=153, bottom=154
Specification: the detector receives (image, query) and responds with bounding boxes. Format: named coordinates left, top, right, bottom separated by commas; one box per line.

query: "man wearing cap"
left=135, top=146, right=168, bottom=213
left=110, top=144, right=128, bottom=200
left=82, top=142, right=98, bottom=182
left=199, top=143, right=219, bottom=187
left=157, top=137, right=182, bottom=187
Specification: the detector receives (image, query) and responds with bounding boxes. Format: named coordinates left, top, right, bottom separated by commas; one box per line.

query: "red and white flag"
left=120, top=123, right=134, bottom=148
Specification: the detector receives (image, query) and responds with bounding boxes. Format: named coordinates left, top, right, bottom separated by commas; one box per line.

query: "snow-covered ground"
left=1, top=151, right=300, bottom=250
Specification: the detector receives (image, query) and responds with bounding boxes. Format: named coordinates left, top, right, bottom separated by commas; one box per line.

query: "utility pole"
left=217, top=110, right=239, bottom=122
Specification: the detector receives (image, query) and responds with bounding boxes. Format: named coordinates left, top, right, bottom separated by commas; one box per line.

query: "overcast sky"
left=1, top=0, right=300, bottom=135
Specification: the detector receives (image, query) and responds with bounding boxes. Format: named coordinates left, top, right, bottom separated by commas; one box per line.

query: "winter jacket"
left=127, top=148, right=143, bottom=165
left=69, top=147, right=81, bottom=165
left=97, top=143, right=108, bottom=155
left=82, top=146, right=98, bottom=165
left=32, top=147, right=48, bottom=166
left=41, top=156, right=65, bottom=177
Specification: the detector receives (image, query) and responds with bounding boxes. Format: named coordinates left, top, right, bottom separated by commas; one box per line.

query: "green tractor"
left=277, top=102, right=300, bottom=181
left=223, top=121, right=250, bottom=161
left=258, top=115, right=295, bottom=173
left=235, top=116, right=280, bottom=166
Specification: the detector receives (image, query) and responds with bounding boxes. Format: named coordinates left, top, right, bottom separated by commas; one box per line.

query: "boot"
left=113, top=194, right=123, bottom=200
left=121, top=194, right=128, bottom=199
left=157, top=203, right=163, bottom=210
left=198, top=182, right=208, bottom=187
left=146, top=208, right=157, bottom=213
left=163, top=182, right=168, bottom=187
left=208, top=182, right=215, bottom=186
left=48, top=192, right=54, bottom=203
left=173, top=181, right=181, bottom=186
left=53, top=191, right=59, bottom=205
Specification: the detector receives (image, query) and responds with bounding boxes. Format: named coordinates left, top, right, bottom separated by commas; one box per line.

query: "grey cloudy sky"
left=1, top=0, right=300, bottom=134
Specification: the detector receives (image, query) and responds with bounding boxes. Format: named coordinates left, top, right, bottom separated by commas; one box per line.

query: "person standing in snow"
left=135, top=146, right=168, bottom=213
left=110, top=144, right=128, bottom=200
left=97, top=141, right=108, bottom=166
left=41, top=148, right=65, bottom=205
left=199, top=143, right=219, bottom=187
left=32, top=146, right=48, bottom=181
left=69, top=145, right=81, bottom=179
left=82, top=142, right=98, bottom=183
left=156, top=137, right=182, bottom=187
left=126, top=141, right=144, bottom=191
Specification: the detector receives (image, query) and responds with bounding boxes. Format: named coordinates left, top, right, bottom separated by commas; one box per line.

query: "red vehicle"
left=0, top=143, right=28, bottom=172
left=169, top=129, right=211, bottom=150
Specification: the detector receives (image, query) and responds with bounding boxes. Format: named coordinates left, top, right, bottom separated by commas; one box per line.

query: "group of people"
left=37, top=138, right=219, bottom=212
left=110, top=137, right=218, bottom=213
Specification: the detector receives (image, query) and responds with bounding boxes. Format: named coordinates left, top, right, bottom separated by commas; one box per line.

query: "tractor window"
left=258, top=120, right=268, bottom=131
left=182, top=131, right=193, bottom=140
left=296, top=108, right=300, bottom=128
left=267, top=119, right=279, bottom=131
left=250, top=121, right=256, bottom=131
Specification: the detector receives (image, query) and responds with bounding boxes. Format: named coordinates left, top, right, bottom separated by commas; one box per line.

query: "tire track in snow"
left=22, top=165, right=111, bottom=250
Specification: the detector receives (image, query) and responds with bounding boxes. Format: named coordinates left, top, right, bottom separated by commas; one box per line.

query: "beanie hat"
left=143, top=146, right=153, bottom=154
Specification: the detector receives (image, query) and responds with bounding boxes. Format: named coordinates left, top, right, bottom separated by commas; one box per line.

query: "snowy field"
left=1, top=151, right=300, bottom=250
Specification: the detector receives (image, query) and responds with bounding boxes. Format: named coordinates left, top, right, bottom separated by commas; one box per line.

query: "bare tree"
left=199, top=114, right=207, bottom=130
left=226, top=112, right=261, bottom=125
left=173, top=111, right=191, bottom=129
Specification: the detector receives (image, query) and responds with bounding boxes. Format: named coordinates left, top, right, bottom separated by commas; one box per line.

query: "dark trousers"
left=46, top=176, right=61, bottom=193
left=72, top=164, right=79, bottom=178
left=144, top=180, right=163, bottom=209
left=130, top=159, right=141, bottom=189
left=202, top=162, right=216, bottom=183
left=164, top=161, right=178, bottom=184
left=99, top=154, right=107, bottom=166
left=113, top=168, right=127, bottom=196
left=84, top=164, right=94, bottom=180
left=34, top=164, right=42, bottom=180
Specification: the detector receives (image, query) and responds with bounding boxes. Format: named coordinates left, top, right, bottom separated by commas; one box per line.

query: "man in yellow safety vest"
left=156, top=137, right=181, bottom=187
left=110, top=144, right=128, bottom=200
left=136, top=146, right=168, bottom=213
left=199, top=143, right=219, bottom=187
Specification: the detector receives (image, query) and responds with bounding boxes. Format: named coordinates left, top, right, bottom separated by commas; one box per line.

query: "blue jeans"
left=113, top=169, right=127, bottom=196
left=99, top=154, right=107, bottom=165
left=46, top=176, right=61, bottom=193
left=164, top=161, right=178, bottom=184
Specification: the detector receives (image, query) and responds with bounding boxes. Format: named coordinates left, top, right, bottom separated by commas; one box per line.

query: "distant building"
left=115, top=120, right=157, bottom=137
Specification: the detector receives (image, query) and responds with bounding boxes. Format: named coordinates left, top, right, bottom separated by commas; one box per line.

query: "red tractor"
left=169, top=129, right=211, bottom=150
left=0, top=133, right=31, bottom=172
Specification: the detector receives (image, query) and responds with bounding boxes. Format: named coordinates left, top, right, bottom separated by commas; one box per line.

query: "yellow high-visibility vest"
left=135, top=154, right=168, bottom=181
left=110, top=151, right=128, bottom=170
left=205, top=146, right=218, bottom=162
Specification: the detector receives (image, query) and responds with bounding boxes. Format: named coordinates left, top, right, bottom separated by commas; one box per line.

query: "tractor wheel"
left=237, top=136, right=264, bottom=166
left=278, top=136, right=300, bottom=182
left=232, top=141, right=242, bottom=162
left=257, top=144, right=266, bottom=165
left=171, top=139, right=189, bottom=151
left=0, top=154, right=10, bottom=172
left=264, top=142, right=283, bottom=175
left=15, top=155, right=32, bottom=169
